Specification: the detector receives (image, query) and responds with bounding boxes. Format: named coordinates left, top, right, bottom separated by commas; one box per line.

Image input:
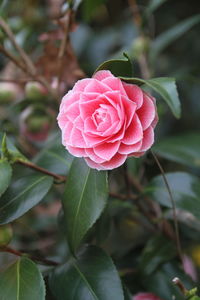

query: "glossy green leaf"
left=62, top=158, right=108, bottom=253
left=49, top=245, right=124, bottom=300
left=0, top=257, right=45, bottom=300
left=95, top=53, right=133, bottom=78
left=121, top=76, right=181, bottom=118
left=0, top=174, right=53, bottom=224
left=149, top=172, right=200, bottom=220
left=150, top=14, right=200, bottom=62
left=153, top=133, right=200, bottom=168
left=139, top=235, right=176, bottom=275
left=0, top=160, right=12, bottom=197
left=34, top=135, right=73, bottom=175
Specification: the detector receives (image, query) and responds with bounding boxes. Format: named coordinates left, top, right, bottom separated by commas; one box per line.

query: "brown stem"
left=17, top=159, right=66, bottom=183
left=0, top=246, right=59, bottom=266
left=151, top=151, right=183, bottom=261
left=172, top=277, right=188, bottom=295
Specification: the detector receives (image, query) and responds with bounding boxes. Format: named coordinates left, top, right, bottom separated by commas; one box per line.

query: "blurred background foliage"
left=0, top=0, right=200, bottom=299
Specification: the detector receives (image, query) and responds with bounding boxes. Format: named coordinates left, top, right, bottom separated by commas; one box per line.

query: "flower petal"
left=67, top=146, right=87, bottom=157
left=101, top=153, right=127, bottom=170
left=140, top=126, right=154, bottom=151
left=137, top=93, right=155, bottom=130
left=94, top=141, right=120, bottom=160
left=123, top=114, right=143, bottom=145
left=93, top=70, right=114, bottom=81
left=85, top=148, right=106, bottom=163
left=102, top=77, right=127, bottom=96
left=118, top=140, right=142, bottom=155
left=122, top=82, right=143, bottom=109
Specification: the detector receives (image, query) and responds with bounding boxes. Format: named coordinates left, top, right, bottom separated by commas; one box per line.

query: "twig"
left=0, top=78, right=30, bottom=83
left=0, top=17, right=36, bottom=75
left=0, top=21, right=57, bottom=99
left=57, top=9, right=73, bottom=93
left=0, top=246, right=59, bottom=266
left=0, top=45, right=27, bottom=72
left=151, top=151, right=183, bottom=261
left=17, top=159, right=66, bottom=183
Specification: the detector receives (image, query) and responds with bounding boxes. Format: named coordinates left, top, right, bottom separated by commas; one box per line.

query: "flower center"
left=92, top=106, right=107, bottom=127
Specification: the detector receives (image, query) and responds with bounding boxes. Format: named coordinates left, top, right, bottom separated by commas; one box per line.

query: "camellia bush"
left=0, top=0, right=200, bottom=299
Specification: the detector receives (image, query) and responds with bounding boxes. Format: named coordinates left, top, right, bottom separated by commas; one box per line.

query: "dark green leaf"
left=49, top=245, right=124, bottom=300
left=95, top=53, right=133, bottom=78
left=150, top=14, right=200, bottom=62
left=153, top=133, right=200, bottom=168
left=62, top=158, right=108, bottom=253
left=0, top=257, right=45, bottom=300
left=121, top=77, right=181, bottom=118
left=139, top=235, right=176, bottom=275
left=149, top=172, right=200, bottom=220
left=0, top=160, right=12, bottom=197
left=0, top=174, right=53, bottom=224
left=34, top=134, right=73, bottom=175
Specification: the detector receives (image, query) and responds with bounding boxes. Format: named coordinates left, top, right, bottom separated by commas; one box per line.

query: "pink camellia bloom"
left=133, top=292, right=162, bottom=300
left=57, top=70, right=158, bottom=170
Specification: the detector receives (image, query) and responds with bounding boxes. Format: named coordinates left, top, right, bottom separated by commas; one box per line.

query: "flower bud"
left=0, top=225, right=13, bottom=246
left=0, top=82, right=21, bottom=104
left=25, top=81, right=48, bottom=100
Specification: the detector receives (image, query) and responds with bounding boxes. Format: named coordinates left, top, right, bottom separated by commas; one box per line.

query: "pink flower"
left=57, top=70, right=158, bottom=170
left=133, top=293, right=162, bottom=300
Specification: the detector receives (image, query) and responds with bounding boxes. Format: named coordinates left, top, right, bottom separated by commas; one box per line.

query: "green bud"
left=25, top=81, right=48, bottom=100
left=0, top=225, right=13, bottom=246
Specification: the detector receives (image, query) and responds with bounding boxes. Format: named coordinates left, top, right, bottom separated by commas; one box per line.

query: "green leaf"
left=153, top=133, right=200, bottom=168
left=49, top=245, right=124, bottom=300
left=0, top=132, right=27, bottom=162
left=149, top=172, right=200, bottom=220
left=62, top=158, right=108, bottom=253
left=150, top=14, right=200, bottom=62
left=145, top=0, right=168, bottom=16
left=0, top=174, right=53, bottom=224
left=0, top=160, right=12, bottom=197
left=34, top=134, right=73, bottom=175
left=0, top=257, right=45, bottom=300
left=139, top=235, right=176, bottom=275
left=95, top=53, right=133, bottom=78
left=120, top=76, right=181, bottom=118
